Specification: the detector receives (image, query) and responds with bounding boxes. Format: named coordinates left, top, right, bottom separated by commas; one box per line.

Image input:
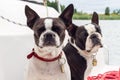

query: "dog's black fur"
left=63, top=42, right=87, bottom=80
left=63, top=12, right=102, bottom=80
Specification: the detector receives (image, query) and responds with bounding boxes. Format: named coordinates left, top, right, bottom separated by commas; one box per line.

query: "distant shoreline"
left=73, top=13, right=120, bottom=20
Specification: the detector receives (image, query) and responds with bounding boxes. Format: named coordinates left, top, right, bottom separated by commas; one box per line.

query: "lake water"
left=73, top=20, right=120, bottom=66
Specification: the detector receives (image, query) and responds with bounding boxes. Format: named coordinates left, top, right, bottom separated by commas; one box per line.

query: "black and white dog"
left=63, top=12, right=103, bottom=80
left=24, top=4, right=74, bottom=80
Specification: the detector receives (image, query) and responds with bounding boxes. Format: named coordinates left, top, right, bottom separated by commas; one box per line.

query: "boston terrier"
left=63, top=12, right=103, bottom=80
left=24, top=4, right=74, bottom=80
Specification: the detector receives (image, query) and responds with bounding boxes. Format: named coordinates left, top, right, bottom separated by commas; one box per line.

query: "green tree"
left=118, top=9, right=120, bottom=14
left=47, top=0, right=58, bottom=11
left=113, top=9, right=120, bottom=15
left=105, top=7, right=110, bottom=15
left=61, top=5, right=65, bottom=12
left=113, top=10, right=117, bottom=14
left=74, top=9, right=77, bottom=13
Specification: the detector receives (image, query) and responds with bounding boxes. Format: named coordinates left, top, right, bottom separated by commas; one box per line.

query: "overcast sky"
left=49, top=0, right=120, bottom=13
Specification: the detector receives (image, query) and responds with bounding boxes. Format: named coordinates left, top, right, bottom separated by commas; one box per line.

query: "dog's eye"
left=52, top=26, right=62, bottom=35
left=37, top=27, right=46, bottom=36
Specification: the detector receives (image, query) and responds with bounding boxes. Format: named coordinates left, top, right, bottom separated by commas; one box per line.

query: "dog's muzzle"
left=43, top=33, right=56, bottom=46
left=90, top=34, right=103, bottom=47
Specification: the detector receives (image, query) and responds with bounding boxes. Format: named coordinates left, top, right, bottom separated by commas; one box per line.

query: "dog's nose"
left=100, top=44, right=103, bottom=47
left=43, top=33, right=56, bottom=46
left=86, top=50, right=91, bottom=52
left=44, top=33, right=55, bottom=39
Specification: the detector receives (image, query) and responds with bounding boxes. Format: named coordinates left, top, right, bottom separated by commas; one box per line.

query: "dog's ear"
left=59, top=4, right=74, bottom=27
left=25, top=5, right=39, bottom=29
left=67, top=24, right=78, bottom=39
left=92, top=12, right=99, bottom=25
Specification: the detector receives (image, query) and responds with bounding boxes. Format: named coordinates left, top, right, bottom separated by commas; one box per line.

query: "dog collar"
left=27, top=49, right=62, bottom=62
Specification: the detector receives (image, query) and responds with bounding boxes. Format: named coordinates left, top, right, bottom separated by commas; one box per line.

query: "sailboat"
left=0, top=0, right=119, bottom=80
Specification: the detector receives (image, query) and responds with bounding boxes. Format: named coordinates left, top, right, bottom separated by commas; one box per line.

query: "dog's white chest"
left=25, top=55, right=70, bottom=80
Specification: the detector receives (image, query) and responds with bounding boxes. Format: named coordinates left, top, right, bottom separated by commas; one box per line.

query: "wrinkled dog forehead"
left=44, top=18, right=66, bottom=28
left=33, top=18, right=66, bottom=29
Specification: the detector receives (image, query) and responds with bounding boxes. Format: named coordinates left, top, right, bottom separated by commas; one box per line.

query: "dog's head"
left=68, top=12, right=103, bottom=54
left=25, top=4, right=74, bottom=53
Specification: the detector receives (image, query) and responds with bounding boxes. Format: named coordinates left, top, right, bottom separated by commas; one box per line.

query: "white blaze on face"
left=44, top=18, right=53, bottom=30
left=84, top=24, right=96, bottom=35
left=39, top=18, right=60, bottom=47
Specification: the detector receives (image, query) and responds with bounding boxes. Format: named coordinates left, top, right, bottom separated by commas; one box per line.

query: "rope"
left=88, top=69, right=120, bottom=80
left=0, top=15, right=27, bottom=27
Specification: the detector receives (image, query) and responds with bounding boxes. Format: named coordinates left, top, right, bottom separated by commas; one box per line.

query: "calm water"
left=73, top=20, right=120, bottom=66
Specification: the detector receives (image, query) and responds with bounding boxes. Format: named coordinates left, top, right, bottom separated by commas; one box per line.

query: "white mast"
left=55, top=0, right=61, bottom=13
left=43, top=0, right=48, bottom=17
